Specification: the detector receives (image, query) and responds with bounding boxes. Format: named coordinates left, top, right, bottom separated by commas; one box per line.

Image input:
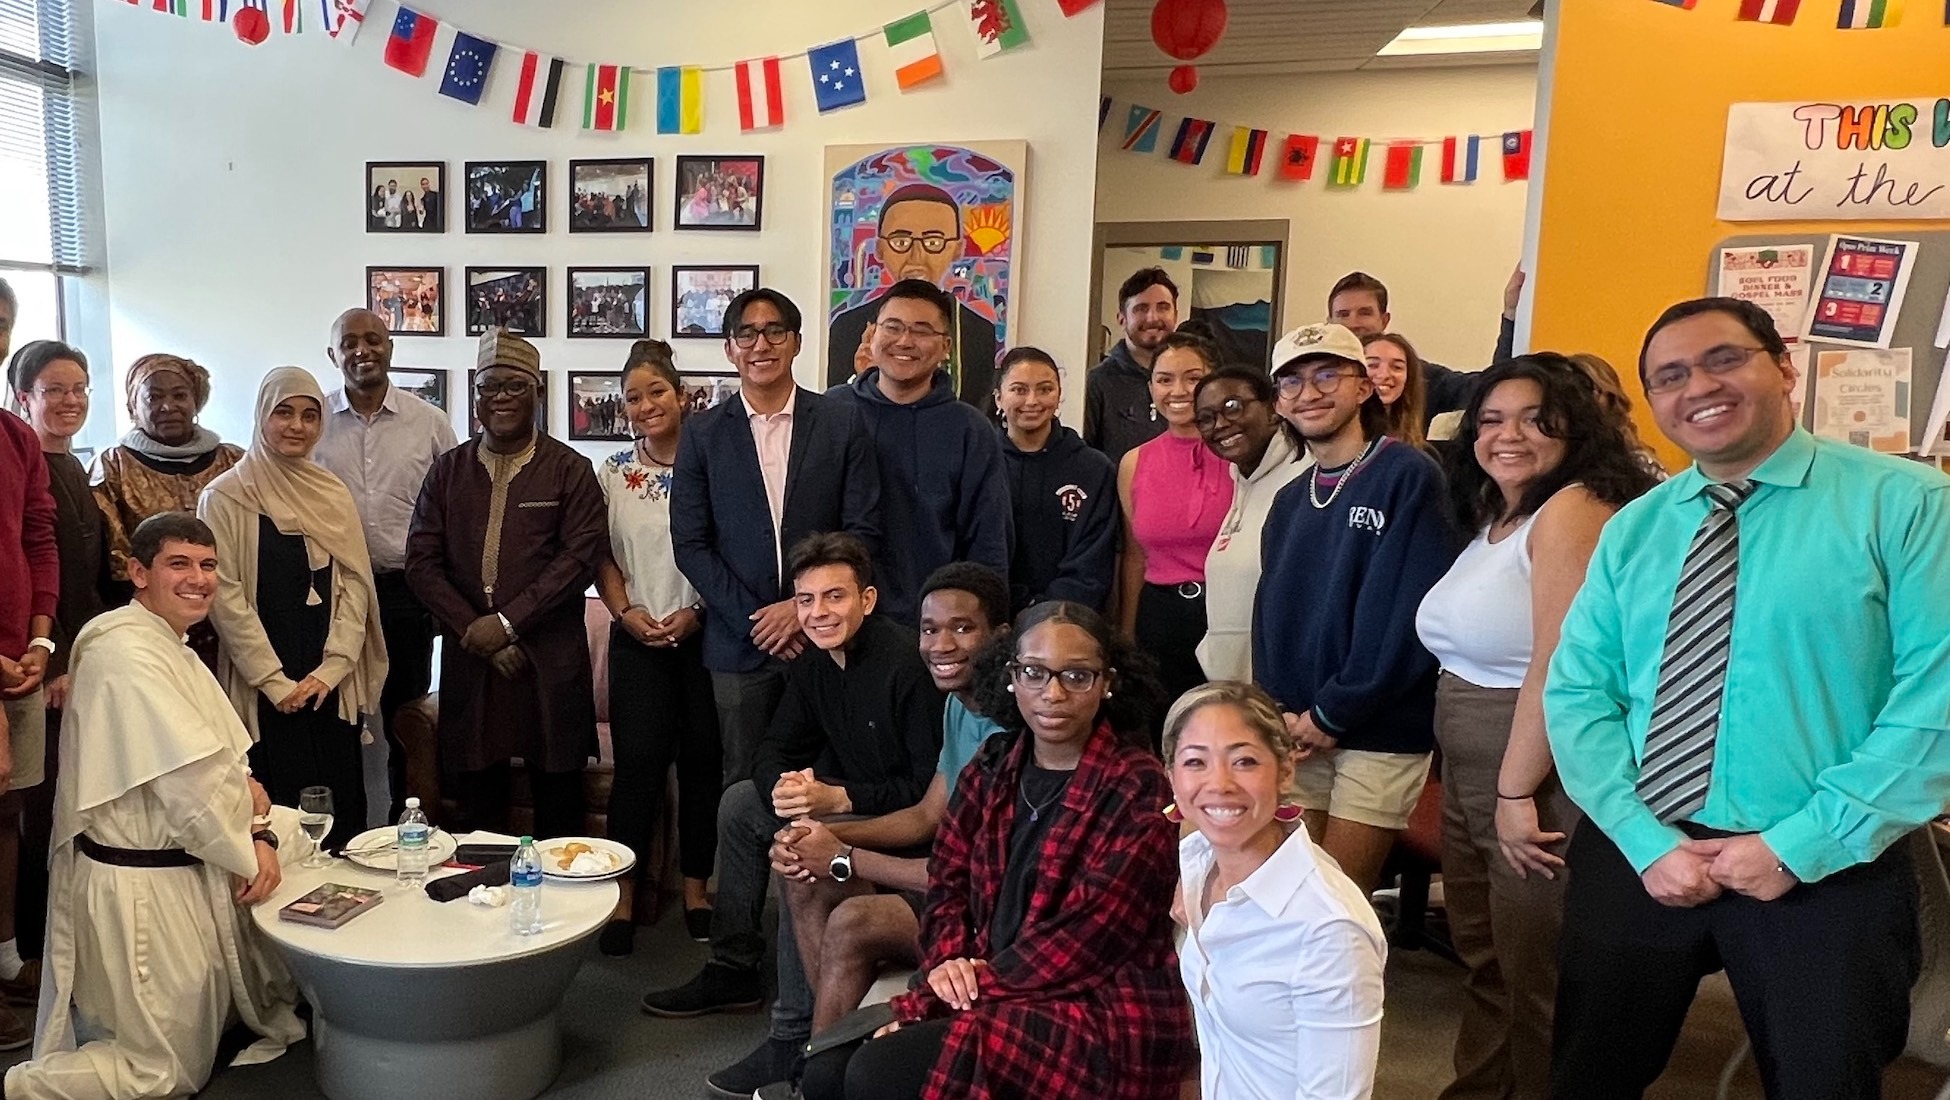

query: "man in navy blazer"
left=670, top=287, right=881, bottom=783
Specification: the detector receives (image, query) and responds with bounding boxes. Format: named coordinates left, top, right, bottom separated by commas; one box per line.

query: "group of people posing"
left=0, top=260, right=1945, bottom=1100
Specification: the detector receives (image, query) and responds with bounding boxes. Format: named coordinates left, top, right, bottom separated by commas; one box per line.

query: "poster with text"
left=1717, top=245, right=1813, bottom=343
left=1813, top=347, right=1911, bottom=453
left=1718, top=98, right=1950, bottom=222
left=1801, top=235, right=1918, bottom=349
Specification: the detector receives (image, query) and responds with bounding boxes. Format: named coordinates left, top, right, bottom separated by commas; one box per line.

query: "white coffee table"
left=251, top=835, right=618, bottom=1100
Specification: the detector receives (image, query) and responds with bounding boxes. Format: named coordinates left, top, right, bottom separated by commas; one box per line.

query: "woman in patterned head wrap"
left=92, top=354, right=244, bottom=584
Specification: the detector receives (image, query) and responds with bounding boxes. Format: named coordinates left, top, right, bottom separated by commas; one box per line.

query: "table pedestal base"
left=315, top=1013, right=562, bottom=1100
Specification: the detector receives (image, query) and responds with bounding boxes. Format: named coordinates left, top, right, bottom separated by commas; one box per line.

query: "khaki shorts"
left=1289, top=747, right=1431, bottom=831
left=2, top=692, right=45, bottom=792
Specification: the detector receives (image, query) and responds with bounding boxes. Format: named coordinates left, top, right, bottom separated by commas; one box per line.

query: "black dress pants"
left=606, top=625, right=721, bottom=881
left=374, top=570, right=437, bottom=821
left=1550, top=824, right=1918, bottom=1100
left=1135, top=581, right=1209, bottom=712
left=458, top=763, right=586, bottom=842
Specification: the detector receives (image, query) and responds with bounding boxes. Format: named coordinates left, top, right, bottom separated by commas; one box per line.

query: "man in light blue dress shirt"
left=1545, top=297, right=1950, bottom=1100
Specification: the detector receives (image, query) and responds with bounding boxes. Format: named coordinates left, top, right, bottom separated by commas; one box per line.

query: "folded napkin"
left=425, top=860, right=511, bottom=902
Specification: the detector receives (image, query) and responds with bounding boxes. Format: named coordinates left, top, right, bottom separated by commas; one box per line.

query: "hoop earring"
left=1162, top=802, right=1183, bottom=824
left=1274, top=802, right=1304, bottom=824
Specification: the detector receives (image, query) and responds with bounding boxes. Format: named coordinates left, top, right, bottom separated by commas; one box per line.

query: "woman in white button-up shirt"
left=1166, top=681, right=1388, bottom=1100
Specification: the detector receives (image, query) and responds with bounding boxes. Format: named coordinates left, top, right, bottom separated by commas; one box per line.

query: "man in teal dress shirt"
left=1544, top=297, right=1950, bottom=1100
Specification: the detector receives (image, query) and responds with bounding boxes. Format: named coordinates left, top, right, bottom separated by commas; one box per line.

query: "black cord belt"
left=77, top=834, right=202, bottom=868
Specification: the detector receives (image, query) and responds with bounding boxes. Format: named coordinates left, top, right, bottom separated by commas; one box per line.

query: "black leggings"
left=800, top=1017, right=950, bottom=1100
left=605, top=625, right=722, bottom=881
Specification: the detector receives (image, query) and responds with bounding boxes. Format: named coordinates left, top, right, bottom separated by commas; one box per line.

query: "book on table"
left=278, top=883, right=386, bottom=929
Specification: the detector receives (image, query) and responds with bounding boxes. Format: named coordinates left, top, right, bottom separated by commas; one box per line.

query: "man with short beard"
left=315, top=307, right=457, bottom=820
left=1084, top=267, right=1179, bottom=466
left=406, top=331, right=606, bottom=839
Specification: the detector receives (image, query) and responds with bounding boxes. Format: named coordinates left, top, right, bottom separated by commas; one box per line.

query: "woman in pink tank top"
left=1116, top=331, right=1235, bottom=709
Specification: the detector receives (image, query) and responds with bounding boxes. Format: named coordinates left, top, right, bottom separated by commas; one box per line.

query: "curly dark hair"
left=967, top=600, right=1167, bottom=756
left=1444, top=353, right=1660, bottom=532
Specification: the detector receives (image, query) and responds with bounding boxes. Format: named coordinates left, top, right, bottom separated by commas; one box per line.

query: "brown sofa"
left=393, top=596, right=678, bottom=917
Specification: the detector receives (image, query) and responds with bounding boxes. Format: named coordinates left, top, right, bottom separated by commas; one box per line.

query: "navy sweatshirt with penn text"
left=827, top=367, right=1013, bottom=624
left=999, top=422, right=1120, bottom=613
left=1253, top=438, right=1461, bottom=754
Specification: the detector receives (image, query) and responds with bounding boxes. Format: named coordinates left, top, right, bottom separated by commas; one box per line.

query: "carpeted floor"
left=2, top=896, right=1944, bottom=1098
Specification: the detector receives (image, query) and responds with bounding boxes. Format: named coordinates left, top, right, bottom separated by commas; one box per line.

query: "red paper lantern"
left=233, top=5, right=270, bottom=45
left=1150, top=0, right=1228, bottom=62
left=1168, top=65, right=1198, bottom=94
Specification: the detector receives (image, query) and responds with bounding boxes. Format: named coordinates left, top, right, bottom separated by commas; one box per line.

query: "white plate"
left=339, top=825, right=458, bottom=872
left=535, top=836, right=636, bottom=882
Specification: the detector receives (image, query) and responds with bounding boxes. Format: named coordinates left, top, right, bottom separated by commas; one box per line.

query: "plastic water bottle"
left=396, top=798, right=430, bottom=889
left=510, top=836, right=544, bottom=935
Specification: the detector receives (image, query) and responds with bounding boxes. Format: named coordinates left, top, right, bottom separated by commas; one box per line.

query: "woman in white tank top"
left=1414, top=355, right=1659, bottom=1099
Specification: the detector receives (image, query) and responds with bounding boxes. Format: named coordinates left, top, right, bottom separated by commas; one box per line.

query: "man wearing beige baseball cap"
left=1252, top=322, right=1462, bottom=892
left=405, top=329, right=609, bottom=838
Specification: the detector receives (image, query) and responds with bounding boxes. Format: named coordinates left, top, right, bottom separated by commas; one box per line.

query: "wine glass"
left=298, top=786, right=335, bottom=868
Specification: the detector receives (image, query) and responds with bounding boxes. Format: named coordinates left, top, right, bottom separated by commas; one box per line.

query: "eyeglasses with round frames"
left=1275, top=364, right=1356, bottom=397
left=731, top=323, right=794, bottom=349
left=1194, top=396, right=1257, bottom=432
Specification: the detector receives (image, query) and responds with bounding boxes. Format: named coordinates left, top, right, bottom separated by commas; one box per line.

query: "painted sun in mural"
left=964, top=204, right=1011, bottom=256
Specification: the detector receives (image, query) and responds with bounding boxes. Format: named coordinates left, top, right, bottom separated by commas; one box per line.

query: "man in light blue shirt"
left=1545, top=297, right=1950, bottom=1099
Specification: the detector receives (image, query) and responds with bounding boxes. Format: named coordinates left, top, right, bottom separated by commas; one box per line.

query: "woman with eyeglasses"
left=795, top=600, right=1190, bottom=1100
left=993, top=347, right=1118, bottom=613
left=594, top=340, right=721, bottom=953
left=8, top=341, right=116, bottom=1010
left=1192, top=366, right=1309, bottom=683
left=1414, top=355, right=1657, bottom=1098
left=1166, top=680, right=1387, bottom=1100
left=1362, top=332, right=1430, bottom=449
left=1116, top=331, right=1234, bottom=708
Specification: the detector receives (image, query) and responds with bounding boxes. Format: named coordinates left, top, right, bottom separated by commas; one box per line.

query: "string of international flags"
left=1106, top=99, right=1535, bottom=190
left=1648, top=0, right=1946, bottom=27
left=117, top=0, right=1102, bottom=129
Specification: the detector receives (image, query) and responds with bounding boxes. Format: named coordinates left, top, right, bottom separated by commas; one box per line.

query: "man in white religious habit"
left=5, top=512, right=304, bottom=1100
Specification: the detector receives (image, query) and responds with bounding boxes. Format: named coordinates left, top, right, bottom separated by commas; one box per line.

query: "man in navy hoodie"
left=827, top=279, right=1012, bottom=624
left=1253, top=322, right=1460, bottom=893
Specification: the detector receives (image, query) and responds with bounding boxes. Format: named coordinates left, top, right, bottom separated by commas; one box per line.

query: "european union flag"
left=808, top=38, right=867, bottom=114
left=438, top=32, right=498, bottom=106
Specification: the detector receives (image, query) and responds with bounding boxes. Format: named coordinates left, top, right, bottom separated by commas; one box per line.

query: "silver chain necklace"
left=1308, top=436, right=1381, bottom=510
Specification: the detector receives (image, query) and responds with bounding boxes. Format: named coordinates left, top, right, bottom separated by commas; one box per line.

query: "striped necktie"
left=1636, top=479, right=1757, bottom=824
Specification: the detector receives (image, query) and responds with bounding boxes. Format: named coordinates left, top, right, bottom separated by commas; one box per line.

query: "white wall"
left=1096, top=65, right=1537, bottom=371
left=87, top=0, right=1106, bottom=458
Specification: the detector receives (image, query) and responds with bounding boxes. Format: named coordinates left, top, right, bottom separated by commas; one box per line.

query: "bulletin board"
left=1710, top=232, right=1950, bottom=452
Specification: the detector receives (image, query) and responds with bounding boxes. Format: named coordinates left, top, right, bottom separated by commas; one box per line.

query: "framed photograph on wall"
left=567, top=371, right=631, bottom=442
left=569, top=157, right=653, bottom=232
left=671, top=265, right=760, bottom=338
left=679, top=373, right=739, bottom=414
left=465, top=160, right=547, bottom=234
left=465, top=368, right=549, bottom=437
left=366, top=162, right=445, bottom=233
left=366, top=267, right=444, bottom=336
left=567, top=266, right=650, bottom=338
left=464, top=267, right=547, bottom=337
left=387, top=368, right=449, bottom=412
left=673, top=155, right=764, bottom=231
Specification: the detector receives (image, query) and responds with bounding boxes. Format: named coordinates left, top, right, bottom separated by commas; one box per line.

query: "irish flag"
left=1837, top=0, right=1901, bottom=24
left=884, top=12, right=944, bottom=91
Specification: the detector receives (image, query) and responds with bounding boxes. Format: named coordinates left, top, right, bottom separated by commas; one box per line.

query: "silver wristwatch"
left=829, top=845, right=855, bottom=883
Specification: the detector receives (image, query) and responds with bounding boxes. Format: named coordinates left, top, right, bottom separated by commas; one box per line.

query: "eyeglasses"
left=30, top=384, right=89, bottom=400
left=1644, top=345, right=1770, bottom=396
left=473, top=379, right=533, bottom=398
left=731, top=323, right=793, bottom=349
left=1275, top=364, right=1357, bottom=397
left=1194, top=396, right=1256, bottom=431
left=879, top=232, right=959, bottom=255
left=875, top=319, right=946, bottom=342
left=1009, top=661, right=1108, bottom=693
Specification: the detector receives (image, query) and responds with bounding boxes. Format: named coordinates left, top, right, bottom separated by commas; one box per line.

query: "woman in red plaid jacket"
left=798, top=599, right=1193, bottom=1100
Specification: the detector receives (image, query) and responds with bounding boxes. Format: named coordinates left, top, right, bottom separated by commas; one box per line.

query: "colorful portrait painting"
left=822, top=141, right=1026, bottom=410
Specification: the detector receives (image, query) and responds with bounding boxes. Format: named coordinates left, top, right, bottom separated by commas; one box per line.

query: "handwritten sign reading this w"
left=1719, top=98, right=1950, bottom=222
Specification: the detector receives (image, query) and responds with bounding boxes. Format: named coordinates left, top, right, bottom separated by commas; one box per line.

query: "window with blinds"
left=0, top=0, right=86, bottom=274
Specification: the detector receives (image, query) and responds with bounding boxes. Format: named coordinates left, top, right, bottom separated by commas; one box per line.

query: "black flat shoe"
left=685, top=906, right=713, bottom=943
left=599, top=918, right=635, bottom=956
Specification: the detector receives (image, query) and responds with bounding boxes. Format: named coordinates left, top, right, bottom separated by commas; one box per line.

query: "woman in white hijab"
left=199, top=367, right=387, bottom=851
